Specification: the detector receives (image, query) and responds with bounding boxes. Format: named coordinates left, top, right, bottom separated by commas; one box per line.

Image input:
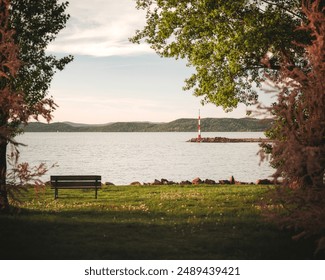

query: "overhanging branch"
left=259, top=0, right=304, bottom=19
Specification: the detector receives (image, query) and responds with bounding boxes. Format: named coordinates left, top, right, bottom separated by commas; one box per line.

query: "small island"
left=187, top=137, right=270, bottom=143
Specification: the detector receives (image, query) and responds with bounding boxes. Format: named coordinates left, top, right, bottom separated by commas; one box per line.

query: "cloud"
left=47, top=0, right=152, bottom=56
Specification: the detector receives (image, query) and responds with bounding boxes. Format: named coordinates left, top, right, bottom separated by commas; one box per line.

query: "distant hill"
left=24, top=118, right=272, bottom=132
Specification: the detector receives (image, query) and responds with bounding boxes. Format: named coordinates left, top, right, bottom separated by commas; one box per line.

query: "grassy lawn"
left=0, top=184, right=314, bottom=260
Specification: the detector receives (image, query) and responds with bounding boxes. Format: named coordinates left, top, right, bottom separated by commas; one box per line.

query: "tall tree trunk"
left=0, top=140, right=9, bottom=211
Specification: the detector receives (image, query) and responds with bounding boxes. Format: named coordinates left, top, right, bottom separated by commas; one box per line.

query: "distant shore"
left=24, top=118, right=272, bottom=132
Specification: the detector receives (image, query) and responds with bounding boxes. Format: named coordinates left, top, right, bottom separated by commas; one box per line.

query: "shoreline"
left=104, top=177, right=275, bottom=187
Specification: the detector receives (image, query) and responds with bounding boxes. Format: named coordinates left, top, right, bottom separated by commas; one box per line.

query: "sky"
left=46, top=0, right=273, bottom=124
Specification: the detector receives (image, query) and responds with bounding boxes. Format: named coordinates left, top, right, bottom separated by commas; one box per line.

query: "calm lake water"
left=15, top=132, right=273, bottom=185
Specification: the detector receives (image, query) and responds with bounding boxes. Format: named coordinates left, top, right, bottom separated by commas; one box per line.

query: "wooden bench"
left=50, top=175, right=101, bottom=199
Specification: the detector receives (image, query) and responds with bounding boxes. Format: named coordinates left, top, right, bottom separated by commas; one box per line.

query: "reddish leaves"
left=0, top=0, right=56, bottom=210
left=261, top=0, right=325, bottom=255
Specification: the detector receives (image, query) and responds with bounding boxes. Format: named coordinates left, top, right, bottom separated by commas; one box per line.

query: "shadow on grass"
left=0, top=208, right=315, bottom=260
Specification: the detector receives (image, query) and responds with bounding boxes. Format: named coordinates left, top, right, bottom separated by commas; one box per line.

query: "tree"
left=132, top=0, right=325, bottom=253
left=131, top=0, right=311, bottom=110
left=0, top=0, right=22, bottom=210
left=0, top=0, right=72, bottom=211
left=260, top=1, right=325, bottom=252
left=259, top=0, right=324, bottom=190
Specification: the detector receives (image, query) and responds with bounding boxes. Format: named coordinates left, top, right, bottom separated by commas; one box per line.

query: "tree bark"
left=0, top=140, right=9, bottom=211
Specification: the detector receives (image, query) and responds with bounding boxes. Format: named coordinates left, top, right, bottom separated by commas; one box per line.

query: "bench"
left=50, top=175, right=102, bottom=199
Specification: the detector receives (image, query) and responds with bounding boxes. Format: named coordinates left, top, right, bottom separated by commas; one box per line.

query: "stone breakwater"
left=105, top=176, right=274, bottom=186
left=187, top=137, right=270, bottom=143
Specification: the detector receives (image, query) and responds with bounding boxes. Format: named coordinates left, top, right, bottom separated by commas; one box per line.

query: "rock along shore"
left=187, top=137, right=270, bottom=143
left=105, top=176, right=275, bottom=187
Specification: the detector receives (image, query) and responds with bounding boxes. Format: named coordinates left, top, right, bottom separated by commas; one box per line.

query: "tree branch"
left=259, top=0, right=304, bottom=19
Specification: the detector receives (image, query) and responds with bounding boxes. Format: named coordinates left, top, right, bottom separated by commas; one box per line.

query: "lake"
left=15, top=132, right=273, bottom=185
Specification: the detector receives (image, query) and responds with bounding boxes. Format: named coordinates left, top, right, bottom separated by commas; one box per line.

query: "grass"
left=0, top=184, right=315, bottom=260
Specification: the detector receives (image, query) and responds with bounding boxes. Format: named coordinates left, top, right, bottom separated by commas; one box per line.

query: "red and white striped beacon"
left=197, top=109, right=202, bottom=142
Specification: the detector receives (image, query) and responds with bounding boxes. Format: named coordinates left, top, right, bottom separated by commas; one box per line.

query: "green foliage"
left=131, top=0, right=309, bottom=110
left=0, top=184, right=316, bottom=259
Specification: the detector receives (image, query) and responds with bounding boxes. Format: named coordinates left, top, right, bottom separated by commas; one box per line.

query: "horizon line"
left=29, top=116, right=269, bottom=126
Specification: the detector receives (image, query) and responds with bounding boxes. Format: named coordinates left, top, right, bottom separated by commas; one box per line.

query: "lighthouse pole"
left=197, top=109, right=202, bottom=142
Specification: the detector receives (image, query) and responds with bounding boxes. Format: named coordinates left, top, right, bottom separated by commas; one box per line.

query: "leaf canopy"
left=131, top=0, right=310, bottom=110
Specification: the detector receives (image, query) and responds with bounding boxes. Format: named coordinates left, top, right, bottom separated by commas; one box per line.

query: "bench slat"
left=51, top=186, right=100, bottom=189
left=51, top=181, right=101, bottom=188
left=51, top=175, right=101, bottom=181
